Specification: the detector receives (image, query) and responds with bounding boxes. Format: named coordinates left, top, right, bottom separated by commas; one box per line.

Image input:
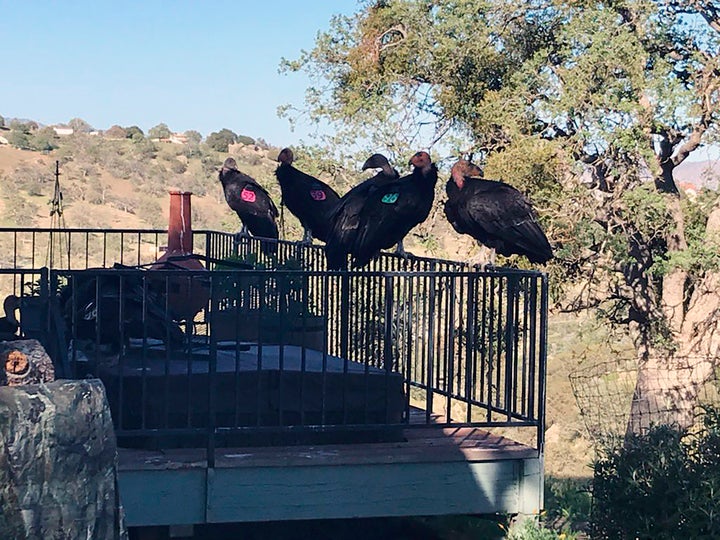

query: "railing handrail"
left=0, top=227, right=548, bottom=453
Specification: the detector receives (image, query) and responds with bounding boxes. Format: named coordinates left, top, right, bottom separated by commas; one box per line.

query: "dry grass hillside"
left=0, top=136, right=604, bottom=478
left=0, top=139, right=486, bottom=261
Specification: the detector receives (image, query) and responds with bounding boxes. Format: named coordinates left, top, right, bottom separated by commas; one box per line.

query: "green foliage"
left=68, top=117, right=93, bottom=133
left=506, top=518, right=576, bottom=540
left=7, top=127, right=31, bottom=149
left=148, top=123, right=172, bottom=139
left=236, top=134, right=255, bottom=145
left=544, top=477, right=591, bottom=537
left=29, top=126, right=59, bottom=151
left=591, top=405, right=720, bottom=539
left=124, top=125, right=144, bottom=141
left=206, top=128, right=237, bottom=152
left=281, top=0, right=720, bottom=360
left=184, top=130, right=202, bottom=145
left=104, top=125, right=127, bottom=139
left=0, top=176, right=40, bottom=225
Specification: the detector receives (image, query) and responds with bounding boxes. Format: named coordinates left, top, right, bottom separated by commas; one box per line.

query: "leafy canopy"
left=281, top=0, right=720, bottom=352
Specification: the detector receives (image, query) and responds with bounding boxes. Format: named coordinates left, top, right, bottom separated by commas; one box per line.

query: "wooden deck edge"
left=117, top=427, right=539, bottom=472
left=119, top=455, right=544, bottom=526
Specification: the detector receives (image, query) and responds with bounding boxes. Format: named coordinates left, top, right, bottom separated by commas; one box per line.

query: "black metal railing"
left=0, top=228, right=547, bottom=459
left=0, top=228, right=471, bottom=273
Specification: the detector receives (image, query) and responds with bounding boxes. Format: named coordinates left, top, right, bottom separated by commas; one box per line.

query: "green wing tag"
left=381, top=193, right=399, bottom=204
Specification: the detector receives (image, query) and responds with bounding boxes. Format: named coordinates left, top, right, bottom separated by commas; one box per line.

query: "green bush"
left=591, top=405, right=720, bottom=539
left=506, top=517, right=573, bottom=540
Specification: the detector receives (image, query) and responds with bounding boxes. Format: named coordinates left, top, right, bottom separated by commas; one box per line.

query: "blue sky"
left=0, top=1, right=359, bottom=146
left=1, top=2, right=717, bottom=163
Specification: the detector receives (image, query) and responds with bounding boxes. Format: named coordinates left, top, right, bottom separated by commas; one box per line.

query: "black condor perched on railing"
left=0, top=228, right=548, bottom=461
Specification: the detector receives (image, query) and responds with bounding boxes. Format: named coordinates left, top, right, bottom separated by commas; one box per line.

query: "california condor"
left=275, top=148, right=341, bottom=243
left=325, top=151, right=437, bottom=269
left=444, top=159, right=553, bottom=265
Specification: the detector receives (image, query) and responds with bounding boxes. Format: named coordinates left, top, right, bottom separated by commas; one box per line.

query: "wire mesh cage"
left=570, top=357, right=720, bottom=451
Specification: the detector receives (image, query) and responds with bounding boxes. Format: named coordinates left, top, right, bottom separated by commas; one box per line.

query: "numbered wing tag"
left=241, top=187, right=256, bottom=203
left=310, top=189, right=327, bottom=201
left=381, top=193, right=399, bottom=204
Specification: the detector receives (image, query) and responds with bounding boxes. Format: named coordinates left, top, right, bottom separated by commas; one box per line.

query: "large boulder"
left=0, top=379, right=127, bottom=539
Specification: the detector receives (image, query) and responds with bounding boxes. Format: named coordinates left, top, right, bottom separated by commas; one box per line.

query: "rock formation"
left=0, top=379, right=127, bottom=539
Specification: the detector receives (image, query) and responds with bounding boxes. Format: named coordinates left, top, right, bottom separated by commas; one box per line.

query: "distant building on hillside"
left=52, top=126, right=74, bottom=136
left=155, top=133, right=189, bottom=144
left=169, top=132, right=188, bottom=145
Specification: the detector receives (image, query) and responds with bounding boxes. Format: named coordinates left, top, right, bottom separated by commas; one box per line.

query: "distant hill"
left=673, top=159, right=720, bottom=189
left=0, top=133, right=477, bottom=262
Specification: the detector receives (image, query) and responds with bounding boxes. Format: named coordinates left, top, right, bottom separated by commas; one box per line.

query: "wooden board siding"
left=118, top=427, right=542, bottom=526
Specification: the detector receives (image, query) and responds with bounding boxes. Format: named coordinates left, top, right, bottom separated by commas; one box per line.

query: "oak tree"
left=283, top=0, right=720, bottom=433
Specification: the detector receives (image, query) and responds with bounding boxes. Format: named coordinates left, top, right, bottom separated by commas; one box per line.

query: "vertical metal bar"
left=434, top=275, right=444, bottom=393
left=48, top=230, right=54, bottom=269
left=528, top=276, right=538, bottom=421
left=321, top=273, right=329, bottom=425
left=119, top=232, right=125, bottom=266
left=205, top=231, right=212, bottom=270
left=299, top=273, right=308, bottom=427
left=457, top=273, right=465, bottom=408
left=277, top=271, right=286, bottom=427
left=403, top=275, right=413, bottom=423
left=486, top=274, right=494, bottom=422
left=139, top=274, right=148, bottom=432
left=341, top=273, right=351, bottom=425
left=504, top=275, right=517, bottom=421
left=66, top=232, right=72, bottom=270
left=495, top=276, right=504, bottom=414
left=537, top=274, right=549, bottom=453
left=520, top=277, right=530, bottom=417
left=13, top=230, right=19, bottom=272
left=383, top=274, right=394, bottom=423
left=340, top=273, right=350, bottom=362
left=256, top=274, right=264, bottom=428
left=31, top=230, right=37, bottom=269
left=207, top=286, right=218, bottom=469
left=425, top=274, right=436, bottom=424
left=445, top=276, right=456, bottom=423
left=465, top=275, right=476, bottom=423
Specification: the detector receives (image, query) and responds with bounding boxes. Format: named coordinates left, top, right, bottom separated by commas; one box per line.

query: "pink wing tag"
left=310, top=189, right=326, bottom=201
left=241, top=187, right=256, bottom=203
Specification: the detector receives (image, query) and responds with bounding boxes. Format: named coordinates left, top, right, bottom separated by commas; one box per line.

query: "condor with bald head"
left=444, top=159, right=553, bottom=265
left=326, top=151, right=437, bottom=269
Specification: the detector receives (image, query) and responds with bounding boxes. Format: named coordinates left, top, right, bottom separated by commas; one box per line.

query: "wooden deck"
left=117, top=425, right=543, bottom=526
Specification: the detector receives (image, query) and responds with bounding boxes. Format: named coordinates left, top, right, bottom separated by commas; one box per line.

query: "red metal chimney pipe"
left=167, top=190, right=193, bottom=254
left=151, top=190, right=209, bottom=321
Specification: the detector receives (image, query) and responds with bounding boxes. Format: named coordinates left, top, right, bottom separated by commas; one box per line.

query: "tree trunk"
left=627, top=201, right=720, bottom=436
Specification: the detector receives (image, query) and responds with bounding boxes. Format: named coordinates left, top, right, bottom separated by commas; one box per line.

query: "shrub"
left=506, top=517, right=572, bottom=540
left=206, top=128, right=237, bottom=152
left=590, top=405, right=720, bottom=539
left=236, top=134, right=255, bottom=145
